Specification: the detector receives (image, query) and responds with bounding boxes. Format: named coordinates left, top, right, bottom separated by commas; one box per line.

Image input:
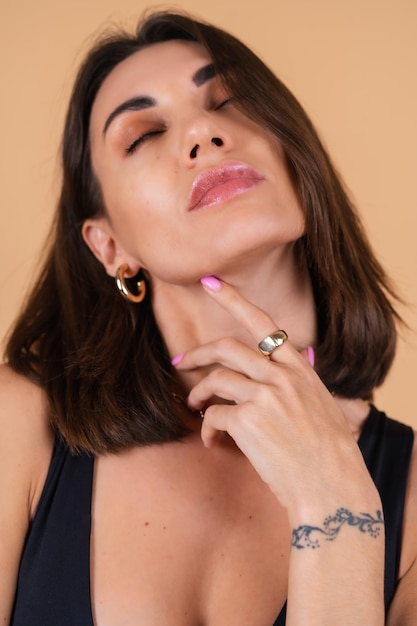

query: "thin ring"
left=258, top=329, right=289, bottom=357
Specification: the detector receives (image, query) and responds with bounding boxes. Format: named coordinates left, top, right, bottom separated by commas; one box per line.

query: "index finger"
left=200, top=275, right=294, bottom=359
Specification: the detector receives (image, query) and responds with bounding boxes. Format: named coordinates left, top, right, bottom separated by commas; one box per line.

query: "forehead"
left=91, top=40, right=212, bottom=129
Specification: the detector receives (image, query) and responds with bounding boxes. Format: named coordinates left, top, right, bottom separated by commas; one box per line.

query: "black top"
left=11, top=405, right=414, bottom=625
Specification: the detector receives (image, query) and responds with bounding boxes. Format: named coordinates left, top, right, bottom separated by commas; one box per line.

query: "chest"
left=90, top=436, right=290, bottom=625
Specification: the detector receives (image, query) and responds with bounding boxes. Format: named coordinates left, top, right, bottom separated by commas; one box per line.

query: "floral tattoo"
left=291, top=508, right=384, bottom=549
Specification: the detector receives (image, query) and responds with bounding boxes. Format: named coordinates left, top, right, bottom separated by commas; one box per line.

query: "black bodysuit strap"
left=358, top=405, right=414, bottom=608
left=11, top=437, right=95, bottom=625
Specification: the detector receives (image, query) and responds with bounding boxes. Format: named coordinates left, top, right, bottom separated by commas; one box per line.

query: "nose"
left=181, top=110, right=231, bottom=164
left=189, top=137, right=224, bottom=159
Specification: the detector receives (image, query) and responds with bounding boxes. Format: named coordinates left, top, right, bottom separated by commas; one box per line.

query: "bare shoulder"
left=0, top=363, right=53, bottom=622
left=0, top=362, right=51, bottom=435
left=398, top=431, right=417, bottom=579
left=0, top=363, right=53, bottom=516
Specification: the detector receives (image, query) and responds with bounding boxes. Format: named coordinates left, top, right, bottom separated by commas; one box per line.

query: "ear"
left=81, top=218, right=139, bottom=278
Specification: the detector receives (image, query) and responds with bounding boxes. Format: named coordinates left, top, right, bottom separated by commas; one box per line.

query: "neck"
left=151, top=244, right=317, bottom=370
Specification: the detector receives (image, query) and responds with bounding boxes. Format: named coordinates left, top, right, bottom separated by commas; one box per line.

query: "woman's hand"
left=173, top=276, right=385, bottom=624
left=173, top=276, right=380, bottom=522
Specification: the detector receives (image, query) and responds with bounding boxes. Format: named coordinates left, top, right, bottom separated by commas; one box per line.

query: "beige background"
left=1, top=0, right=416, bottom=426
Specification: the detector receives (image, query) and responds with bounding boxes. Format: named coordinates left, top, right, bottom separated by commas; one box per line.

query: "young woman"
left=1, top=10, right=416, bottom=625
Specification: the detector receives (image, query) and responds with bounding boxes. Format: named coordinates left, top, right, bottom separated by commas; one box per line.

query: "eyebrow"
left=192, top=63, right=216, bottom=87
left=103, top=96, right=156, bottom=136
left=102, top=63, right=217, bottom=136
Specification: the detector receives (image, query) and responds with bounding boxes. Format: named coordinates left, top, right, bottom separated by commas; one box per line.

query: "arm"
left=0, top=365, right=53, bottom=624
left=286, top=507, right=384, bottom=624
left=175, top=278, right=385, bottom=625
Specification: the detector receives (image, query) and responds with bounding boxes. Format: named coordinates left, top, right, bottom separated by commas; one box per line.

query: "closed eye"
left=215, top=97, right=234, bottom=110
left=125, top=130, right=164, bottom=155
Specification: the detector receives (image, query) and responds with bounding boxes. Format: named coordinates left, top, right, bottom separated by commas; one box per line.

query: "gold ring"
left=258, top=330, right=288, bottom=356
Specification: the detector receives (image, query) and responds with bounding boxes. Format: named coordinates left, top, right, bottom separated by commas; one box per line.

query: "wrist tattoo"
left=291, top=508, right=384, bottom=550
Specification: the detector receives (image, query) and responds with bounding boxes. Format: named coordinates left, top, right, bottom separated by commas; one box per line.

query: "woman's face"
left=86, top=40, right=305, bottom=284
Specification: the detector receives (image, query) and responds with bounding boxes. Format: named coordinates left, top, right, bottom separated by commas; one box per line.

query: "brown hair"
left=4, top=10, right=401, bottom=454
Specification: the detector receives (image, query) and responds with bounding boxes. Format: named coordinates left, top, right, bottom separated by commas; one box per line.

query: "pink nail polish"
left=171, top=353, right=184, bottom=366
left=200, top=275, right=222, bottom=291
left=307, top=346, right=315, bottom=367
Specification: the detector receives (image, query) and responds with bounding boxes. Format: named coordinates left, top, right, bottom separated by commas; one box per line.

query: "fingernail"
left=171, top=353, right=184, bottom=366
left=307, top=346, right=315, bottom=367
left=200, top=275, right=222, bottom=291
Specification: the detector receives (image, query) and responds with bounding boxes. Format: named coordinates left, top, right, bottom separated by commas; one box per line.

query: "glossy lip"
left=188, top=161, right=264, bottom=211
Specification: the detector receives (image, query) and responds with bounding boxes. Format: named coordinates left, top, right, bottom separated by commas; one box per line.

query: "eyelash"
left=124, top=99, right=233, bottom=156
left=215, top=97, right=233, bottom=110
left=125, top=130, right=164, bottom=156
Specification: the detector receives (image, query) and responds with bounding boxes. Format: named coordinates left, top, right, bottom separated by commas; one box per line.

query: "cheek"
left=104, top=188, right=184, bottom=269
left=101, top=168, right=165, bottom=227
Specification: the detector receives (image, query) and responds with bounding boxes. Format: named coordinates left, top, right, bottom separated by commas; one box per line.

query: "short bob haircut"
left=5, top=10, right=400, bottom=454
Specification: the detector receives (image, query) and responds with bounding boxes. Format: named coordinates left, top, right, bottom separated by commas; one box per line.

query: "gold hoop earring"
left=115, top=264, right=146, bottom=303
